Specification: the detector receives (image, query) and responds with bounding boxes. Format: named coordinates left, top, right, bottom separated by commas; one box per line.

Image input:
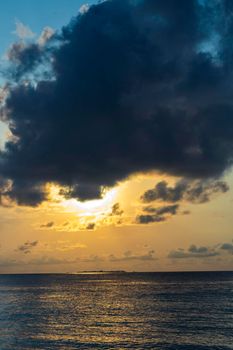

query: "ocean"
left=0, top=272, right=232, bottom=349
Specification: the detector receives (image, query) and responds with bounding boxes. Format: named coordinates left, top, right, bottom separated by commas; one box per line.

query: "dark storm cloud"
left=136, top=204, right=179, bottom=224
left=141, top=179, right=229, bottom=204
left=16, top=240, right=38, bottom=254
left=1, top=180, right=48, bottom=207
left=7, top=42, right=42, bottom=80
left=168, top=244, right=219, bottom=259
left=59, top=184, right=102, bottom=202
left=1, top=0, right=233, bottom=205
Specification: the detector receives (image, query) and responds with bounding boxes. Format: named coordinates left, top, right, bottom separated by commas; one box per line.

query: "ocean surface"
left=0, top=272, right=233, bottom=350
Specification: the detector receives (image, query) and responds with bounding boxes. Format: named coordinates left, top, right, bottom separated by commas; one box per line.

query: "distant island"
left=73, top=270, right=126, bottom=274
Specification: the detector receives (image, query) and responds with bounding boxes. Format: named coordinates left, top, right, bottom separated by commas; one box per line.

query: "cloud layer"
left=1, top=0, right=233, bottom=205
left=168, top=241, right=233, bottom=260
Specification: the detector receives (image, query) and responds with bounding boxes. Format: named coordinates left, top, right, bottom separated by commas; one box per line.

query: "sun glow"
left=62, top=187, right=118, bottom=215
left=44, top=174, right=166, bottom=230
left=64, top=188, right=117, bottom=213
left=47, top=183, right=118, bottom=216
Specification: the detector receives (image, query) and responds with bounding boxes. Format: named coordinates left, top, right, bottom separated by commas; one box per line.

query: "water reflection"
left=0, top=272, right=233, bottom=349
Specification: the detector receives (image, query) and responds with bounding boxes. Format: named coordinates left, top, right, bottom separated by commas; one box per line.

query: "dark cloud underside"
left=141, top=179, right=229, bottom=204
left=136, top=204, right=179, bottom=224
left=1, top=0, right=233, bottom=205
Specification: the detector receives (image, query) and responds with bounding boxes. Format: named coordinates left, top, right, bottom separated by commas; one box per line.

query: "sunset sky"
left=0, top=0, right=233, bottom=273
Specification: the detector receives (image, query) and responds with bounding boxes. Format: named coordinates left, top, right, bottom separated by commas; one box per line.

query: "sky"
left=0, top=0, right=233, bottom=273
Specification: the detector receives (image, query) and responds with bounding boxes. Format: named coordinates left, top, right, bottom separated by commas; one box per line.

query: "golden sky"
left=0, top=171, right=233, bottom=273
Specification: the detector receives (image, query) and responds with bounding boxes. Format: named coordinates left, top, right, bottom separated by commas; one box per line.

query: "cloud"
left=0, top=258, right=21, bottom=267
left=6, top=41, right=48, bottom=83
left=220, top=243, right=233, bottom=253
left=110, top=203, right=124, bottom=216
left=83, top=255, right=105, bottom=263
left=2, top=1, right=233, bottom=205
left=13, top=20, right=35, bottom=40
left=40, top=221, right=54, bottom=228
left=29, top=256, right=78, bottom=265
left=168, top=244, right=219, bottom=259
left=16, top=240, right=38, bottom=254
left=109, top=250, right=156, bottom=261
left=37, top=27, right=54, bottom=46
left=79, top=4, right=90, bottom=14
left=85, top=223, right=95, bottom=230
left=136, top=204, right=179, bottom=224
left=141, top=179, right=229, bottom=204
left=182, top=210, right=191, bottom=215
left=43, top=240, right=87, bottom=251
left=1, top=251, right=156, bottom=266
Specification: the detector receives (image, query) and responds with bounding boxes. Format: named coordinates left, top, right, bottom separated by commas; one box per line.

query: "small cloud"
left=38, top=27, right=54, bottom=46
left=86, top=223, right=95, bottom=230
left=189, top=244, right=208, bottom=254
left=26, top=256, right=79, bottom=265
left=109, top=250, right=157, bottom=262
left=136, top=214, right=166, bottom=224
left=16, top=240, right=38, bottom=254
left=182, top=210, right=191, bottom=215
left=83, top=255, right=104, bottom=262
left=0, top=258, right=20, bottom=267
left=40, top=221, right=54, bottom=228
left=79, top=4, right=90, bottom=14
left=13, top=20, right=35, bottom=40
left=136, top=204, right=179, bottom=224
left=48, top=240, right=87, bottom=251
left=220, top=243, right=233, bottom=253
left=168, top=244, right=219, bottom=259
left=110, top=203, right=124, bottom=216
left=143, top=204, right=179, bottom=215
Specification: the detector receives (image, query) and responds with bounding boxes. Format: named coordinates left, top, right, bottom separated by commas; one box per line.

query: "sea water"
left=0, top=272, right=233, bottom=349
